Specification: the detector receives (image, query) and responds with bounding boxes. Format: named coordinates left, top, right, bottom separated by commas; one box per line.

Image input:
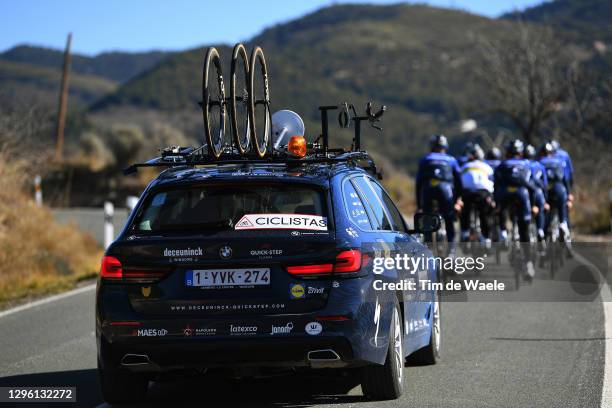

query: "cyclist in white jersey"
left=459, top=143, right=494, bottom=245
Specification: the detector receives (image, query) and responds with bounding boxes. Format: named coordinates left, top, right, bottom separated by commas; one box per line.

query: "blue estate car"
left=96, top=159, right=441, bottom=404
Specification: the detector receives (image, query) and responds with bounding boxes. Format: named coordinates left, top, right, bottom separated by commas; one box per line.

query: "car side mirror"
left=412, top=213, right=441, bottom=233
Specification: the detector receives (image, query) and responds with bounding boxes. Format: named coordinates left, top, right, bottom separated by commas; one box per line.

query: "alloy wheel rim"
left=433, top=296, right=441, bottom=355
left=393, top=309, right=403, bottom=383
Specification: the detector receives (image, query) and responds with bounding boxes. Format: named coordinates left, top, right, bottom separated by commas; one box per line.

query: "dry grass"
left=0, top=149, right=101, bottom=306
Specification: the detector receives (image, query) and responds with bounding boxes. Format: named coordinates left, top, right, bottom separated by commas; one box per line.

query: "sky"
left=0, top=0, right=544, bottom=55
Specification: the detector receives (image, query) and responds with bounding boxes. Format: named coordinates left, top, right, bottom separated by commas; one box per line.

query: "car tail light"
left=100, top=256, right=168, bottom=281
left=100, top=256, right=122, bottom=278
left=286, top=263, right=333, bottom=275
left=285, top=249, right=364, bottom=277
left=334, top=250, right=362, bottom=273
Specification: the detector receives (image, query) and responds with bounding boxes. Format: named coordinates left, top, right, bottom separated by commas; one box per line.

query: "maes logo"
left=290, top=283, right=305, bottom=299
left=134, top=329, right=168, bottom=337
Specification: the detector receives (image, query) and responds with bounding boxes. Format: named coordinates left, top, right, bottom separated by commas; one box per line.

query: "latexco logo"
left=230, top=324, right=258, bottom=334
left=163, top=247, right=203, bottom=257
left=271, top=322, right=294, bottom=335
left=305, top=322, right=323, bottom=336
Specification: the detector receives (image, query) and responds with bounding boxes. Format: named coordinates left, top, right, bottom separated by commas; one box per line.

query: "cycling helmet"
left=430, top=134, right=448, bottom=150
left=550, top=140, right=560, bottom=151
left=486, top=147, right=501, bottom=161
left=525, top=144, right=536, bottom=160
left=505, top=139, right=524, bottom=156
left=540, top=142, right=555, bottom=156
left=467, top=143, right=484, bottom=160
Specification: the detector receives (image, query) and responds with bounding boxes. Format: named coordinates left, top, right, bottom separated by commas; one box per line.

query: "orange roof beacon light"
left=287, top=136, right=307, bottom=158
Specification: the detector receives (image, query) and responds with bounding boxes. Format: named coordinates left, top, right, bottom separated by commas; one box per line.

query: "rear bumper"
left=98, top=334, right=359, bottom=372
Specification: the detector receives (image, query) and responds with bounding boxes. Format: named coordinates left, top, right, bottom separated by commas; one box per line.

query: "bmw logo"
left=219, top=245, right=232, bottom=259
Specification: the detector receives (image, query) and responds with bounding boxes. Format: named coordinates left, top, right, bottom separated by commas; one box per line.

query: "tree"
left=475, top=21, right=569, bottom=145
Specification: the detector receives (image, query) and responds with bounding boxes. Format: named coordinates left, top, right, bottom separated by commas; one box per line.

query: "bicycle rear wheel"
left=230, top=43, right=250, bottom=154
left=248, top=46, right=271, bottom=158
left=202, top=47, right=227, bottom=159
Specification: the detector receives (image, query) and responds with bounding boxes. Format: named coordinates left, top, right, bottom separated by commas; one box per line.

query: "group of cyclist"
left=416, top=134, right=574, bottom=279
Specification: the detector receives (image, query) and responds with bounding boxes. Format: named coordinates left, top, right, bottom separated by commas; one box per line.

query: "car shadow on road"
left=0, top=369, right=368, bottom=407
left=140, top=371, right=366, bottom=408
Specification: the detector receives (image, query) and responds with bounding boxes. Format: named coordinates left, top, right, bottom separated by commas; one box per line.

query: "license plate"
left=185, top=268, right=271, bottom=288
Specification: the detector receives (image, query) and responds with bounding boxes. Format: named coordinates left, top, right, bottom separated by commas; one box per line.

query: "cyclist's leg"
left=421, top=185, right=435, bottom=242
left=496, top=190, right=510, bottom=242
left=533, top=188, right=546, bottom=241
left=439, top=183, right=456, bottom=252
left=459, top=191, right=473, bottom=242
left=517, top=187, right=535, bottom=277
left=478, top=191, right=493, bottom=241
left=553, top=182, right=570, bottom=241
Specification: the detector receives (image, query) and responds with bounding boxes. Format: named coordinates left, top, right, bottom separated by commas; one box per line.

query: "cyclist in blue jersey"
left=494, top=139, right=538, bottom=279
left=525, top=144, right=548, bottom=248
left=416, top=134, right=462, bottom=254
left=550, top=140, right=575, bottom=223
left=485, top=147, right=502, bottom=171
left=550, top=140, right=574, bottom=192
left=539, top=143, right=571, bottom=242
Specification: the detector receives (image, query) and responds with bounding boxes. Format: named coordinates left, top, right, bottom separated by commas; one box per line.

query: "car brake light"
left=334, top=250, right=362, bottom=273
left=100, top=256, right=122, bottom=278
left=285, top=249, right=364, bottom=276
left=100, top=256, right=167, bottom=281
left=286, top=263, right=333, bottom=275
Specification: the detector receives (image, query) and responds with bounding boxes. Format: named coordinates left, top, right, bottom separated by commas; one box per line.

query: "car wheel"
left=361, top=304, right=404, bottom=400
left=411, top=292, right=441, bottom=364
left=98, top=359, right=149, bottom=404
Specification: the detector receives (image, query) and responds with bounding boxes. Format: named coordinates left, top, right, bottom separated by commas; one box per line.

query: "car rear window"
left=132, top=184, right=328, bottom=233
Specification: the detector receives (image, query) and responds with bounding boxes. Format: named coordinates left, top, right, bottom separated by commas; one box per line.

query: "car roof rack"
left=124, top=101, right=386, bottom=179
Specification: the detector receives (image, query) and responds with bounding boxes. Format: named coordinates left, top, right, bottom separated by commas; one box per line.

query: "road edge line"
left=0, top=284, right=96, bottom=319
left=570, top=250, right=611, bottom=408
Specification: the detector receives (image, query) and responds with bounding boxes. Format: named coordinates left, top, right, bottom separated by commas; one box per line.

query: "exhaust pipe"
left=307, top=349, right=344, bottom=368
left=121, top=354, right=151, bottom=366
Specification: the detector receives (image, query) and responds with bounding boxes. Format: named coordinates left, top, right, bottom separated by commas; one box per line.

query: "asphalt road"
left=0, top=244, right=607, bottom=408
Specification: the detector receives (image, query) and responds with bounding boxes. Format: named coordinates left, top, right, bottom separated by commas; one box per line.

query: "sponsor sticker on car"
left=289, top=283, right=305, bottom=299
left=235, top=214, right=328, bottom=231
left=305, top=322, right=323, bottom=336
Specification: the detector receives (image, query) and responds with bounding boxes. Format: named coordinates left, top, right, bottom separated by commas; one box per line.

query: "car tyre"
left=410, top=291, right=441, bottom=365
left=361, top=304, right=404, bottom=400
left=98, top=359, right=148, bottom=404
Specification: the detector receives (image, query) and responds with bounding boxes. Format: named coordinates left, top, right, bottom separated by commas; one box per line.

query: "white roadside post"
left=104, top=201, right=114, bottom=250
left=126, top=196, right=139, bottom=215
left=34, top=175, right=42, bottom=206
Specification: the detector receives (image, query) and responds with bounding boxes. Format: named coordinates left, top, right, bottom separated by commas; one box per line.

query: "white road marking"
left=0, top=284, right=96, bottom=319
left=570, top=250, right=611, bottom=408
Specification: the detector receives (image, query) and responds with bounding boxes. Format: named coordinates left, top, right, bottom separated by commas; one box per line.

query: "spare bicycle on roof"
left=124, top=43, right=387, bottom=177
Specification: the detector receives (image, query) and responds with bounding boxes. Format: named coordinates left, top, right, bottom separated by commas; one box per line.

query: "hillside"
left=91, top=4, right=520, bottom=171
left=0, top=45, right=169, bottom=83
left=503, top=0, right=612, bottom=45
left=0, top=59, right=118, bottom=108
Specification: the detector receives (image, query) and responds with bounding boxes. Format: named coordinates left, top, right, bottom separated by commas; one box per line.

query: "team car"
left=96, top=44, right=442, bottom=404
